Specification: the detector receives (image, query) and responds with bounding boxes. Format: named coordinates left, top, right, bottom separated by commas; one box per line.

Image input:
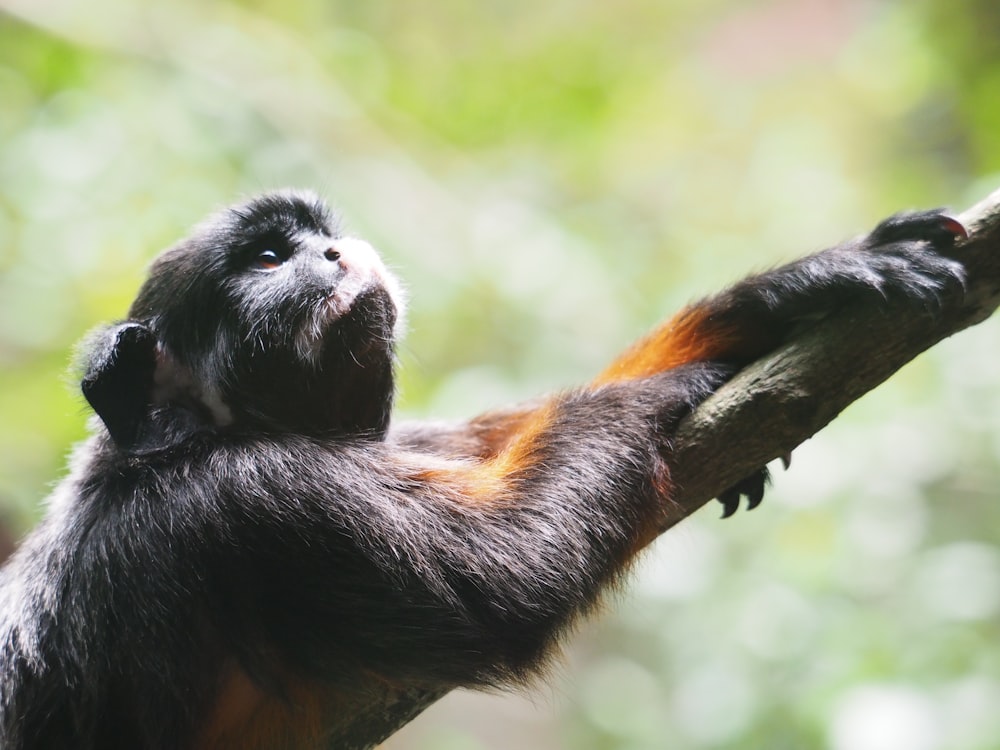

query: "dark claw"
left=780, top=452, right=792, bottom=470
left=745, top=474, right=766, bottom=511
left=937, top=215, right=968, bottom=241
left=718, top=487, right=740, bottom=519
left=716, top=467, right=770, bottom=518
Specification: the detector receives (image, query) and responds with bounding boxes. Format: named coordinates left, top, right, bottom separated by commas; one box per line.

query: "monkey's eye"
left=253, top=249, right=285, bottom=270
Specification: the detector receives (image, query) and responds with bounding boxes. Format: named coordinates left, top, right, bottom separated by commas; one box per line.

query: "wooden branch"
left=665, top=189, right=1000, bottom=525
left=331, top=187, right=1000, bottom=749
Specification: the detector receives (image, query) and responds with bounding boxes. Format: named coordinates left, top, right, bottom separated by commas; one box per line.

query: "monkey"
left=0, top=189, right=966, bottom=749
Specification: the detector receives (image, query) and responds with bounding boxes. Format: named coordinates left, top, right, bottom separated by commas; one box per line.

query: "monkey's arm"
left=390, top=211, right=965, bottom=480
left=595, top=211, right=965, bottom=384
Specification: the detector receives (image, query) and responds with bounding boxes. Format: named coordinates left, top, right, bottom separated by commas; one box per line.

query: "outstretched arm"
left=595, top=210, right=965, bottom=384
left=389, top=210, right=966, bottom=512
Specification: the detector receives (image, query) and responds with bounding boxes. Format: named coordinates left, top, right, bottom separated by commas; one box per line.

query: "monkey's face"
left=127, top=191, right=404, bottom=439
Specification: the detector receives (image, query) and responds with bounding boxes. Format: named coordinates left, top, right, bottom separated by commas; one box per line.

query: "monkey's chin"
left=295, top=286, right=397, bottom=366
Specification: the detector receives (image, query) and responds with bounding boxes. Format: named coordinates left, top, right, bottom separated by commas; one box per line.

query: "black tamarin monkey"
left=0, top=190, right=966, bottom=749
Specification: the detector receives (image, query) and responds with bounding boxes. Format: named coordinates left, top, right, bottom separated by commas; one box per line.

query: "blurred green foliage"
left=1, top=0, right=999, bottom=748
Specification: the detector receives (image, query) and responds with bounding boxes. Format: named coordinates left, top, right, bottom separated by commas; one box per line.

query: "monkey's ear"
left=80, top=322, right=159, bottom=452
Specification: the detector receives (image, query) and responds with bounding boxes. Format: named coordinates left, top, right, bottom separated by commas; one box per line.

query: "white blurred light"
left=736, top=583, right=817, bottom=661
left=580, top=657, right=669, bottom=741
left=635, top=523, right=721, bottom=601
left=940, top=676, right=1000, bottom=749
left=829, top=685, right=941, bottom=750
left=843, top=490, right=927, bottom=561
left=670, top=661, right=755, bottom=745
left=771, top=437, right=863, bottom=509
left=912, top=542, right=1000, bottom=622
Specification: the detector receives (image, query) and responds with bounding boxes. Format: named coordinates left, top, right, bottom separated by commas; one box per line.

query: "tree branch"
left=665, top=189, right=1000, bottom=524
left=330, top=188, right=1000, bottom=749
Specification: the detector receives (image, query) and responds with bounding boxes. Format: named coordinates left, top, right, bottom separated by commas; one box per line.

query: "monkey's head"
left=81, top=190, right=405, bottom=454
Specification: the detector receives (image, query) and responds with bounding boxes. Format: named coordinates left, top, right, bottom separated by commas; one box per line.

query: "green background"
left=1, top=1, right=999, bottom=748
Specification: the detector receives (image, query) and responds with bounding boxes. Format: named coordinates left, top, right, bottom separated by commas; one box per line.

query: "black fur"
left=0, top=193, right=965, bottom=749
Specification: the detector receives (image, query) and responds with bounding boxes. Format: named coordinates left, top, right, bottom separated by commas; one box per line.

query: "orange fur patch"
left=592, top=306, right=732, bottom=386
left=407, top=405, right=559, bottom=506
left=465, top=407, right=541, bottom=459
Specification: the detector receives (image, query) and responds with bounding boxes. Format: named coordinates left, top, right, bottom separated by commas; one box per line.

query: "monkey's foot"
left=716, top=467, right=770, bottom=519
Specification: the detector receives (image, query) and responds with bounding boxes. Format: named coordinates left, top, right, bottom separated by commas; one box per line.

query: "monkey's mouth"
left=324, top=289, right=359, bottom=318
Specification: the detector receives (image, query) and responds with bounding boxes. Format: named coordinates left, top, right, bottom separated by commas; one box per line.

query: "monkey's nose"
left=324, top=248, right=341, bottom=262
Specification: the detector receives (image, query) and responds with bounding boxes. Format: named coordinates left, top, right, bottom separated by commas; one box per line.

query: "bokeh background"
left=2, top=1, right=999, bottom=748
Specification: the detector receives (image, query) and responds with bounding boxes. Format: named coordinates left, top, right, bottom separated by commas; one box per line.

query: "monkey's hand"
left=742, top=209, right=968, bottom=321
left=707, top=209, right=967, bottom=517
left=839, top=208, right=966, bottom=296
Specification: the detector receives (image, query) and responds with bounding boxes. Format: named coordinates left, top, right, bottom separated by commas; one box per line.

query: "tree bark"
left=333, top=187, right=1000, bottom=749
